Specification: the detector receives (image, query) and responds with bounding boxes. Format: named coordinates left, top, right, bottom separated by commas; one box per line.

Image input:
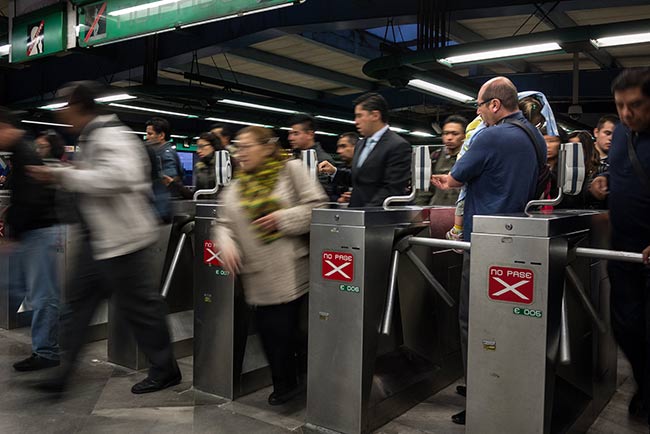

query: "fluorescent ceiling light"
left=109, top=103, right=198, bottom=118
left=408, top=79, right=475, bottom=103
left=315, top=131, right=339, bottom=137
left=315, top=115, right=355, bottom=125
left=410, top=131, right=436, bottom=138
left=39, top=102, right=69, bottom=110
left=21, top=120, right=72, bottom=128
left=591, top=32, right=650, bottom=48
left=0, top=44, right=10, bottom=56
left=121, top=130, right=146, bottom=135
left=95, top=94, right=137, bottom=103
left=205, top=117, right=271, bottom=128
left=219, top=99, right=297, bottom=114
left=109, top=0, right=181, bottom=17
left=390, top=126, right=410, bottom=134
left=170, top=134, right=188, bottom=139
left=438, top=42, right=562, bottom=66
left=279, top=127, right=292, bottom=131
left=180, top=1, right=304, bottom=29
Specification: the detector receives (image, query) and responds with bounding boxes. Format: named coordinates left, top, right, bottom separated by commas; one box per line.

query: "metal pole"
left=380, top=250, right=401, bottom=335
left=408, top=236, right=471, bottom=252
left=161, top=232, right=187, bottom=298
left=565, top=265, right=607, bottom=334
left=575, top=247, right=644, bottom=263
left=559, top=289, right=571, bottom=365
left=405, top=249, right=455, bottom=307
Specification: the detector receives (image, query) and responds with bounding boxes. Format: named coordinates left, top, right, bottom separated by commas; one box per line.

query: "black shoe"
left=268, top=385, right=303, bottom=406
left=33, top=378, right=66, bottom=394
left=131, top=372, right=182, bottom=394
left=456, top=385, right=466, bottom=397
left=451, top=410, right=466, bottom=425
left=13, top=354, right=60, bottom=372
left=629, top=392, right=646, bottom=417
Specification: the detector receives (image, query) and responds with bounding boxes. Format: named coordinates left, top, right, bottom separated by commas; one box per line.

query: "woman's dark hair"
left=197, top=132, right=222, bottom=151
left=37, top=129, right=66, bottom=159
left=519, top=96, right=545, bottom=129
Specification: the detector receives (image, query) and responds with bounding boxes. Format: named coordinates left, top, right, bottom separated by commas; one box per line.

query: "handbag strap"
left=627, top=131, right=650, bottom=193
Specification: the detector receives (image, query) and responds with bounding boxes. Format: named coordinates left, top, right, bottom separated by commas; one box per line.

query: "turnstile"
left=306, top=206, right=463, bottom=434
left=107, top=200, right=196, bottom=369
left=465, top=211, right=617, bottom=434
left=192, top=202, right=271, bottom=398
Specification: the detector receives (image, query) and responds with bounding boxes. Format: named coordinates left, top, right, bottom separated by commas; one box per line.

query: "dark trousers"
left=60, top=239, right=177, bottom=381
left=255, top=295, right=306, bottom=394
left=609, top=260, right=650, bottom=420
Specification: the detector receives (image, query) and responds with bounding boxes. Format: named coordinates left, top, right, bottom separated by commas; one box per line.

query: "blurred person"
left=317, top=132, right=357, bottom=203
left=35, top=130, right=66, bottom=161
left=288, top=114, right=335, bottom=200
left=27, top=81, right=180, bottom=394
left=431, top=77, right=544, bottom=425
left=589, top=68, right=650, bottom=425
left=570, top=131, right=607, bottom=209
left=210, top=123, right=234, bottom=152
left=215, top=126, right=326, bottom=405
left=323, top=93, right=411, bottom=207
left=0, top=108, right=61, bottom=372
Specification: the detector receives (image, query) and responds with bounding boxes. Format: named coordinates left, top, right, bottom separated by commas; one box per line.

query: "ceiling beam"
left=229, top=47, right=377, bottom=91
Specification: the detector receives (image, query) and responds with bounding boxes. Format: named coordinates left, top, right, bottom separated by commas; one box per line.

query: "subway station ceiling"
left=2, top=0, right=649, bottom=141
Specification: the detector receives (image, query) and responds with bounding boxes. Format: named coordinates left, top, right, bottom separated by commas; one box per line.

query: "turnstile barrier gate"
left=192, top=202, right=271, bottom=399
left=306, top=206, right=463, bottom=434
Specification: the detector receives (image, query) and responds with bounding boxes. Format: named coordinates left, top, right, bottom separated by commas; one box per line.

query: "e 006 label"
left=339, top=284, right=360, bottom=293
left=513, top=307, right=542, bottom=318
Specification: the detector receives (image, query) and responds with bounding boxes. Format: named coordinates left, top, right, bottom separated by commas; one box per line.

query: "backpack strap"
left=503, top=118, right=545, bottom=170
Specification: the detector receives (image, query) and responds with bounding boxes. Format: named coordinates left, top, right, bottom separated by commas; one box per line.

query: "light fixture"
left=170, top=134, right=188, bottom=139
left=408, top=79, right=476, bottom=103
left=315, top=131, right=339, bottom=137
left=21, top=120, right=72, bottom=128
left=109, top=0, right=181, bottom=17
left=0, top=44, right=10, bottom=56
left=591, top=32, right=650, bottom=48
left=181, top=14, right=238, bottom=29
left=121, top=130, right=146, bottom=135
left=315, top=115, right=355, bottom=125
left=109, top=103, right=198, bottom=118
left=205, top=117, right=271, bottom=128
left=219, top=99, right=298, bottom=115
left=437, top=42, right=562, bottom=66
left=39, top=102, right=69, bottom=110
left=390, top=126, right=410, bottom=134
left=95, top=94, right=137, bottom=103
left=180, top=1, right=304, bottom=29
left=410, top=131, right=436, bottom=138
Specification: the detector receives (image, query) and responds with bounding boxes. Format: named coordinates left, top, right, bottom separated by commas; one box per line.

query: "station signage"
left=322, top=251, right=354, bottom=283
left=77, top=0, right=305, bottom=48
left=488, top=265, right=534, bottom=305
left=10, top=3, right=67, bottom=63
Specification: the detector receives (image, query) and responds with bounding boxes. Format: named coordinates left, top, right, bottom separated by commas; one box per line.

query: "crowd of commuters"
left=0, top=67, right=648, bottom=428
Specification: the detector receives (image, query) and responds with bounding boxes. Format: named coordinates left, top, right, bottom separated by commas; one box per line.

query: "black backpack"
left=504, top=118, right=552, bottom=201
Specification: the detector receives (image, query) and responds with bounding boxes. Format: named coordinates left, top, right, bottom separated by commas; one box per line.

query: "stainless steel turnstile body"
left=307, top=207, right=463, bottom=434
left=466, top=211, right=616, bottom=434
left=193, top=203, right=270, bottom=399
left=108, top=200, right=196, bottom=369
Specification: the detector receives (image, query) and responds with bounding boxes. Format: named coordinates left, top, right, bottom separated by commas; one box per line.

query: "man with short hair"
left=319, top=132, right=358, bottom=202
left=288, top=114, right=336, bottom=200
left=0, top=109, right=61, bottom=372
left=594, top=114, right=618, bottom=161
left=210, top=123, right=234, bottom=152
left=590, top=68, right=650, bottom=425
left=28, top=82, right=181, bottom=395
left=432, top=76, right=544, bottom=425
left=145, top=117, right=184, bottom=209
left=319, top=93, right=411, bottom=207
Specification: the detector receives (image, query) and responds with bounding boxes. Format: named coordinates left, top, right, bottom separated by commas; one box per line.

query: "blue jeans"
left=11, top=226, right=61, bottom=360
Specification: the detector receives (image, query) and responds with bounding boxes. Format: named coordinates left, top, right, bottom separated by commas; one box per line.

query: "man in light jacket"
left=28, top=81, right=181, bottom=394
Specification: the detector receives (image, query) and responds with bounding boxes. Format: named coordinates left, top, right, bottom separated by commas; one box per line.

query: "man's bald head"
left=479, top=77, right=519, bottom=111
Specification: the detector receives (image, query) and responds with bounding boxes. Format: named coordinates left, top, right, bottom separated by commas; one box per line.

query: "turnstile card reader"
left=193, top=203, right=271, bottom=399
left=307, top=207, right=463, bottom=434
left=466, top=211, right=617, bottom=434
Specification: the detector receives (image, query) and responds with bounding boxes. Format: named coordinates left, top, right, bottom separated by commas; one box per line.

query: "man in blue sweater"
left=590, top=67, right=650, bottom=424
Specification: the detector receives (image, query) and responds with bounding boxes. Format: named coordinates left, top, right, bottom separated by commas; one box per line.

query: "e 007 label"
left=513, top=307, right=542, bottom=318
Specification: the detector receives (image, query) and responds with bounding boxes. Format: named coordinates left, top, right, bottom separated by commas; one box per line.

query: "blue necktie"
left=357, top=138, right=376, bottom=168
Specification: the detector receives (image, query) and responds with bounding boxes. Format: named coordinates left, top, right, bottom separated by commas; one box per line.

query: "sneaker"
left=445, top=228, right=464, bottom=254
left=13, top=354, right=60, bottom=372
left=131, top=371, right=182, bottom=394
left=451, top=409, right=466, bottom=425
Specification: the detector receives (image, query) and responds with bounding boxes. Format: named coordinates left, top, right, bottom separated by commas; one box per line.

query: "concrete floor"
left=0, top=327, right=647, bottom=433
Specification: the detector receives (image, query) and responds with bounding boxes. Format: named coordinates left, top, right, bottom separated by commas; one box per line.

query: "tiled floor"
left=0, top=327, right=647, bottom=433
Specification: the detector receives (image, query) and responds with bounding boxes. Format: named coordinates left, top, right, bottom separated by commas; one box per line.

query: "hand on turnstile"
left=220, top=242, right=241, bottom=274
left=589, top=176, right=608, bottom=200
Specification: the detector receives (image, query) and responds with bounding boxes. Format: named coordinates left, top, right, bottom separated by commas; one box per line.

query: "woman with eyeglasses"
left=213, top=126, right=326, bottom=406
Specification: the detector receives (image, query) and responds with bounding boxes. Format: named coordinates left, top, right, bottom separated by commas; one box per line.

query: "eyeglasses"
left=473, top=97, right=496, bottom=108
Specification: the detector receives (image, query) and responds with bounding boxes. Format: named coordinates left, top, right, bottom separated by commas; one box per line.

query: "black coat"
left=334, top=129, right=411, bottom=208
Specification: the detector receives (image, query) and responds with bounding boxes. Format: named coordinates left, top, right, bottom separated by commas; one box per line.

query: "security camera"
left=568, top=104, right=583, bottom=120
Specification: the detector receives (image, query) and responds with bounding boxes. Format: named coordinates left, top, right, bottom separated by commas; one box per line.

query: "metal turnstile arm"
left=161, top=220, right=195, bottom=298
left=559, top=289, right=571, bottom=365
left=565, top=265, right=608, bottom=334
left=380, top=250, right=401, bottom=335
left=575, top=247, right=644, bottom=263
left=408, top=236, right=471, bottom=252
left=404, top=249, right=455, bottom=307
